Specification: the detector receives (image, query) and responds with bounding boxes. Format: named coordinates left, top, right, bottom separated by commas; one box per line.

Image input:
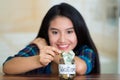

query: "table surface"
left=0, top=73, right=120, bottom=80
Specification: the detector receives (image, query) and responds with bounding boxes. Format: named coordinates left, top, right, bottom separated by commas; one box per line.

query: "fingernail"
left=57, top=50, right=61, bottom=53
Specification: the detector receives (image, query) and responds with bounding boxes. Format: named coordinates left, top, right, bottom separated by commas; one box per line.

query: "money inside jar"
left=59, top=50, right=76, bottom=80
left=62, top=50, right=75, bottom=64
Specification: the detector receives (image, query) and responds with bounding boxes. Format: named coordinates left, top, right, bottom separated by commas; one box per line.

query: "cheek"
left=74, top=39, right=78, bottom=46
left=70, top=35, right=78, bottom=46
left=49, top=36, right=58, bottom=46
left=73, top=38, right=77, bottom=45
left=48, top=32, right=53, bottom=46
left=75, top=37, right=78, bottom=45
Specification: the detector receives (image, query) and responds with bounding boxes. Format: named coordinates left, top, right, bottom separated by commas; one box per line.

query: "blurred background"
left=0, top=0, right=119, bottom=74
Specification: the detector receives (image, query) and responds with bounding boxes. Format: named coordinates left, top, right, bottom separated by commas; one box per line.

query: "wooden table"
left=0, top=73, right=120, bottom=80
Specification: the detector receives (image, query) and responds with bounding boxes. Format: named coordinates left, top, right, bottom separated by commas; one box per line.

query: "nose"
left=58, top=33, right=66, bottom=43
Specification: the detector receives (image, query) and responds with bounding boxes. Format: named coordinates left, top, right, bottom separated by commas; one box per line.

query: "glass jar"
left=59, top=51, right=76, bottom=80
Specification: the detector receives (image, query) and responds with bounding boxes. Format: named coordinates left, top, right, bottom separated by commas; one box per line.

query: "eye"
left=52, top=31, right=58, bottom=35
left=67, top=30, right=73, bottom=34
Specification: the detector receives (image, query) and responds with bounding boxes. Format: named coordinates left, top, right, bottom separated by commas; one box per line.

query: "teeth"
left=58, top=45, right=68, bottom=48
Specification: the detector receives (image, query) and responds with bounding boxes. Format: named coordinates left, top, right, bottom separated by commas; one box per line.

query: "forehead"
left=49, top=16, right=73, bottom=30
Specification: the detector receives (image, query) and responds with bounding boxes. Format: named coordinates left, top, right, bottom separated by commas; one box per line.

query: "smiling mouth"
left=57, top=45, right=69, bottom=50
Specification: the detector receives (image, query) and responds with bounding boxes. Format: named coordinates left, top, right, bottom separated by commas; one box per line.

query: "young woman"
left=3, top=3, right=100, bottom=75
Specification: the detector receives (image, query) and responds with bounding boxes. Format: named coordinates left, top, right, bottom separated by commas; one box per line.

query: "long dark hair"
left=36, top=3, right=100, bottom=74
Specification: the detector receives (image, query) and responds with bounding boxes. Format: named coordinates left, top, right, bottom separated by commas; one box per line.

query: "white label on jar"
left=59, top=64, right=76, bottom=74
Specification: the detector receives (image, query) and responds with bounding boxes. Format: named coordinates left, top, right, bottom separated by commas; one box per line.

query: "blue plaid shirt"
left=4, top=44, right=95, bottom=74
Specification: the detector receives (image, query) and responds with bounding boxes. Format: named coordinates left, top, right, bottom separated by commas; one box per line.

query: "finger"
left=45, top=46, right=61, bottom=53
left=39, top=54, right=52, bottom=66
left=45, top=55, right=54, bottom=61
left=39, top=55, right=47, bottom=66
left=46, top=50, right=56, bottom=57
left=51, top=47, right=62, bottom=54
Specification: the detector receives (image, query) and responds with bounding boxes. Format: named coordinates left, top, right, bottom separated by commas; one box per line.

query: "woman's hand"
left=31, top=38, right=61, bottom=66
left=39, top=46, right=61, bottom=66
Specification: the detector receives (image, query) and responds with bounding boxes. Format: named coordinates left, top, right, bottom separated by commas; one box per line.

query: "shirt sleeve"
left=3, top=43, right=39, bottom=64
left=3, top=44, right=52, bottom=74
left=15, top=43, right=39, bottom=57
left=78, top=45, right=96, bottom=74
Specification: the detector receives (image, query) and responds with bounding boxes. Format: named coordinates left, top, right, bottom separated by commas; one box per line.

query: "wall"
left=118, top=0, right=120, bottom=73
left=0, top=0, right=118, bottom=74
left=118, top=17, right=120, bottom=74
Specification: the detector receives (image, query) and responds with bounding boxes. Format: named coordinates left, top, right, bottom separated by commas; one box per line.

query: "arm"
left=3, top=55, right=42, bottom=74
left=53, top=55, right=87, bottom=75
left=53, top=46, right=95, bottom=75
left=3, top=38, right=61, bottom=74
left=3, top=38, right=47, bottom=74
left=74, top=56, right=87, bottom=75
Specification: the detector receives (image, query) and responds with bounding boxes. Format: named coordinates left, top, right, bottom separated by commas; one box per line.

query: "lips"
left=57, top=44, right=69, bottom=50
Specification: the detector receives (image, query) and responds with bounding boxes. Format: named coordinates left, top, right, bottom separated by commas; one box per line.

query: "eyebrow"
left=49, top=27, right=74, bottom=30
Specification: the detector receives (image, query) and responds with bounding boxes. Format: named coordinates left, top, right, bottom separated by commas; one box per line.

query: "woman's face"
left=48, top=16, right=77, bottom=52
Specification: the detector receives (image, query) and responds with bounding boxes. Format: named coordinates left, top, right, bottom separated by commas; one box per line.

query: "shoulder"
left=79, top=45, right=92, bottom=51
left=77, top=45, right=95, bottom=57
